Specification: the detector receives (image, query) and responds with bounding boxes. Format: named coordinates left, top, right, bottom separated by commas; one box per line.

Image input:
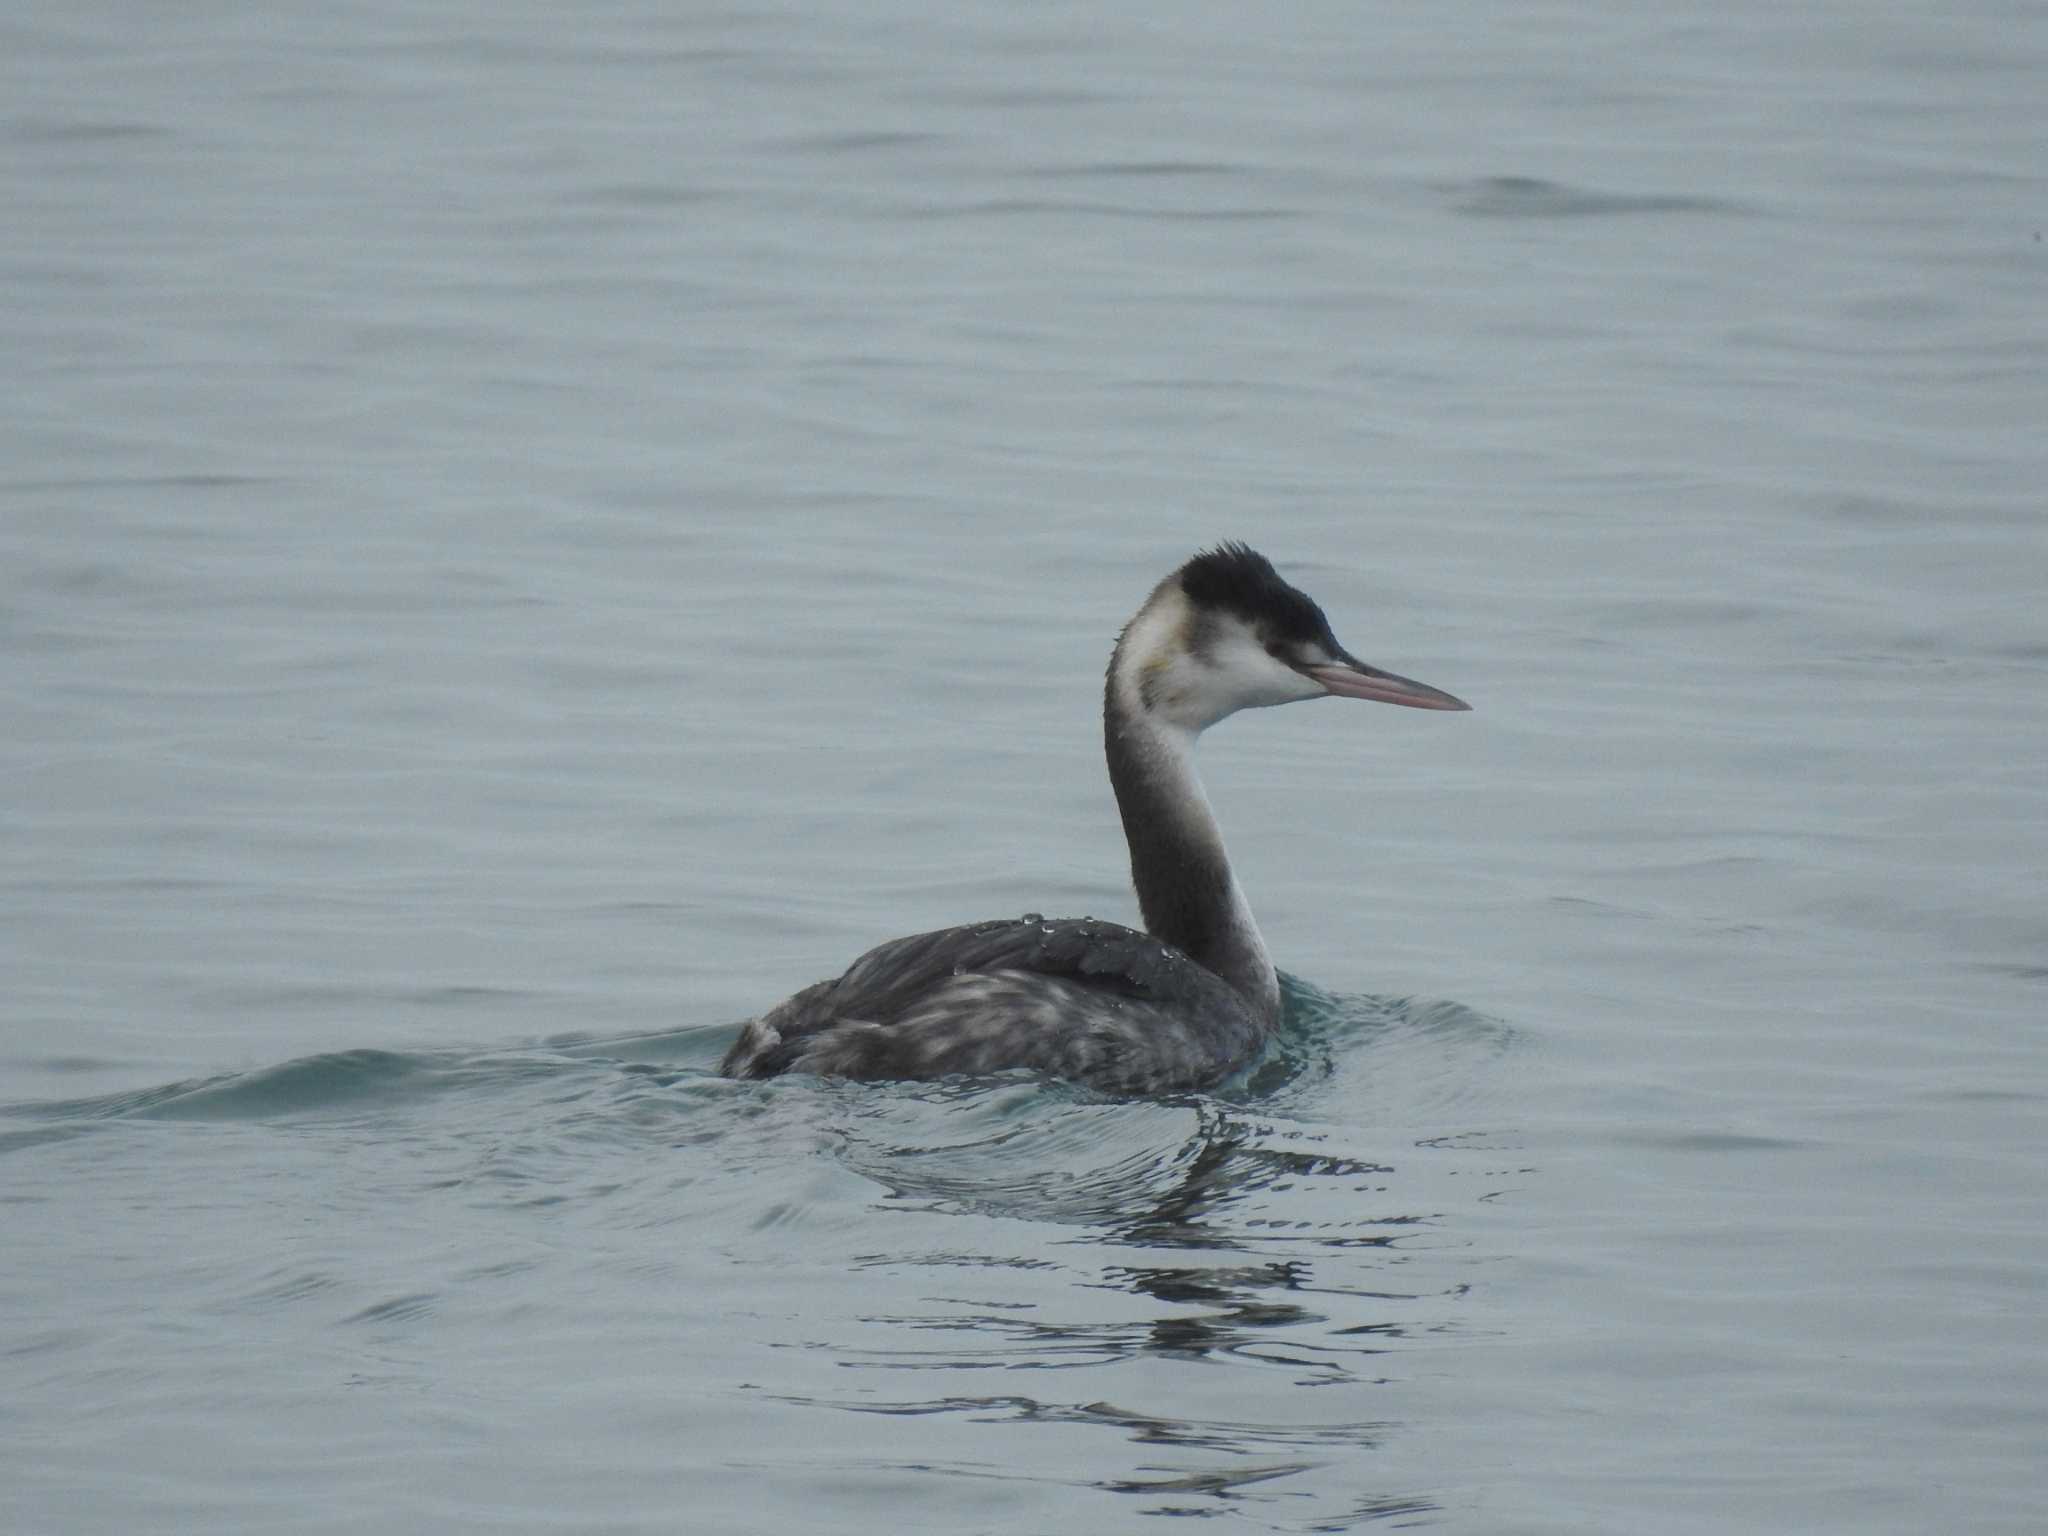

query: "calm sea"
left=4, top=2, right=2044, bottom=1531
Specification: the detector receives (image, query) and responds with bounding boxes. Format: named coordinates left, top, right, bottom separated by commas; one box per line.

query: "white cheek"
left=1213, top=649, right=1303, bottom=709
left=1157, top=646, right=1319, bottom=729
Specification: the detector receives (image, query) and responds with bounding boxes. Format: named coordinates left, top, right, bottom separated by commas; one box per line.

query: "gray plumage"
left=720, top=915, right=1266, bottom=1095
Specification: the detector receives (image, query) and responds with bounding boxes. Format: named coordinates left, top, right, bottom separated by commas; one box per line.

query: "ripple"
left=1262, top=980, right=1519, bottom=1123
left=343, top=1292, right=439, bottom=1326
left=4, top=117, right=168, bottom=145
left=768, top=129, right=948, bottom=155
left=238, top=1269, right=343, bottom=1311
left=887, top=196, right=1298, bottom=223
left=1445, top=174, right=1746, bottom=219
left=1024, top=159, right=1243, bottom=180
left=800, top=1390, right=1389, bottom=1479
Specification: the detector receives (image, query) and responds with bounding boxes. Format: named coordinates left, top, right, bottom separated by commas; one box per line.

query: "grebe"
left=720, top=543, right=1469, bottom=1094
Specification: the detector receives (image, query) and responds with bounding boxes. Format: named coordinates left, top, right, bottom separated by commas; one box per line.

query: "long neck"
left=1103, top=663, right=1281, bottom=1028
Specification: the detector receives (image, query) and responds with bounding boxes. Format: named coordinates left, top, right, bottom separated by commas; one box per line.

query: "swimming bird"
left=720, top=543, right=1469, bottom=1094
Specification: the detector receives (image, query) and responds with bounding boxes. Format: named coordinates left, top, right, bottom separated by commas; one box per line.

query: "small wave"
left=4, top=1048, right=468, bottom=1125
left=1445, top=174, right=1745, bottom=220
left=0, top=1046, right=664, bottom=1142
left=887, top=196, right=1299, bottom=224
left=0, top=1016, right=751, bottom=1141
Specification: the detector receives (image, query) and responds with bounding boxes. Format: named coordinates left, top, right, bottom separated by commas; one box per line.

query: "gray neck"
left=1103, top=663, right=1281, bottom=1028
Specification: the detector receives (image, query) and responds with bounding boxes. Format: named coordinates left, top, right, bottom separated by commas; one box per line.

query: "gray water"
left=5, top=2, right=2045, bottom=1531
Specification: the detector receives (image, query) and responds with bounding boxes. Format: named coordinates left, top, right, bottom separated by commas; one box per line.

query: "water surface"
left=5, top=1, right=2045, bottom=1531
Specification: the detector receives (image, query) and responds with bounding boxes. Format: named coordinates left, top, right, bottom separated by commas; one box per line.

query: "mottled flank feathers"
left=718, top=915, right=1270, bottom=1096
